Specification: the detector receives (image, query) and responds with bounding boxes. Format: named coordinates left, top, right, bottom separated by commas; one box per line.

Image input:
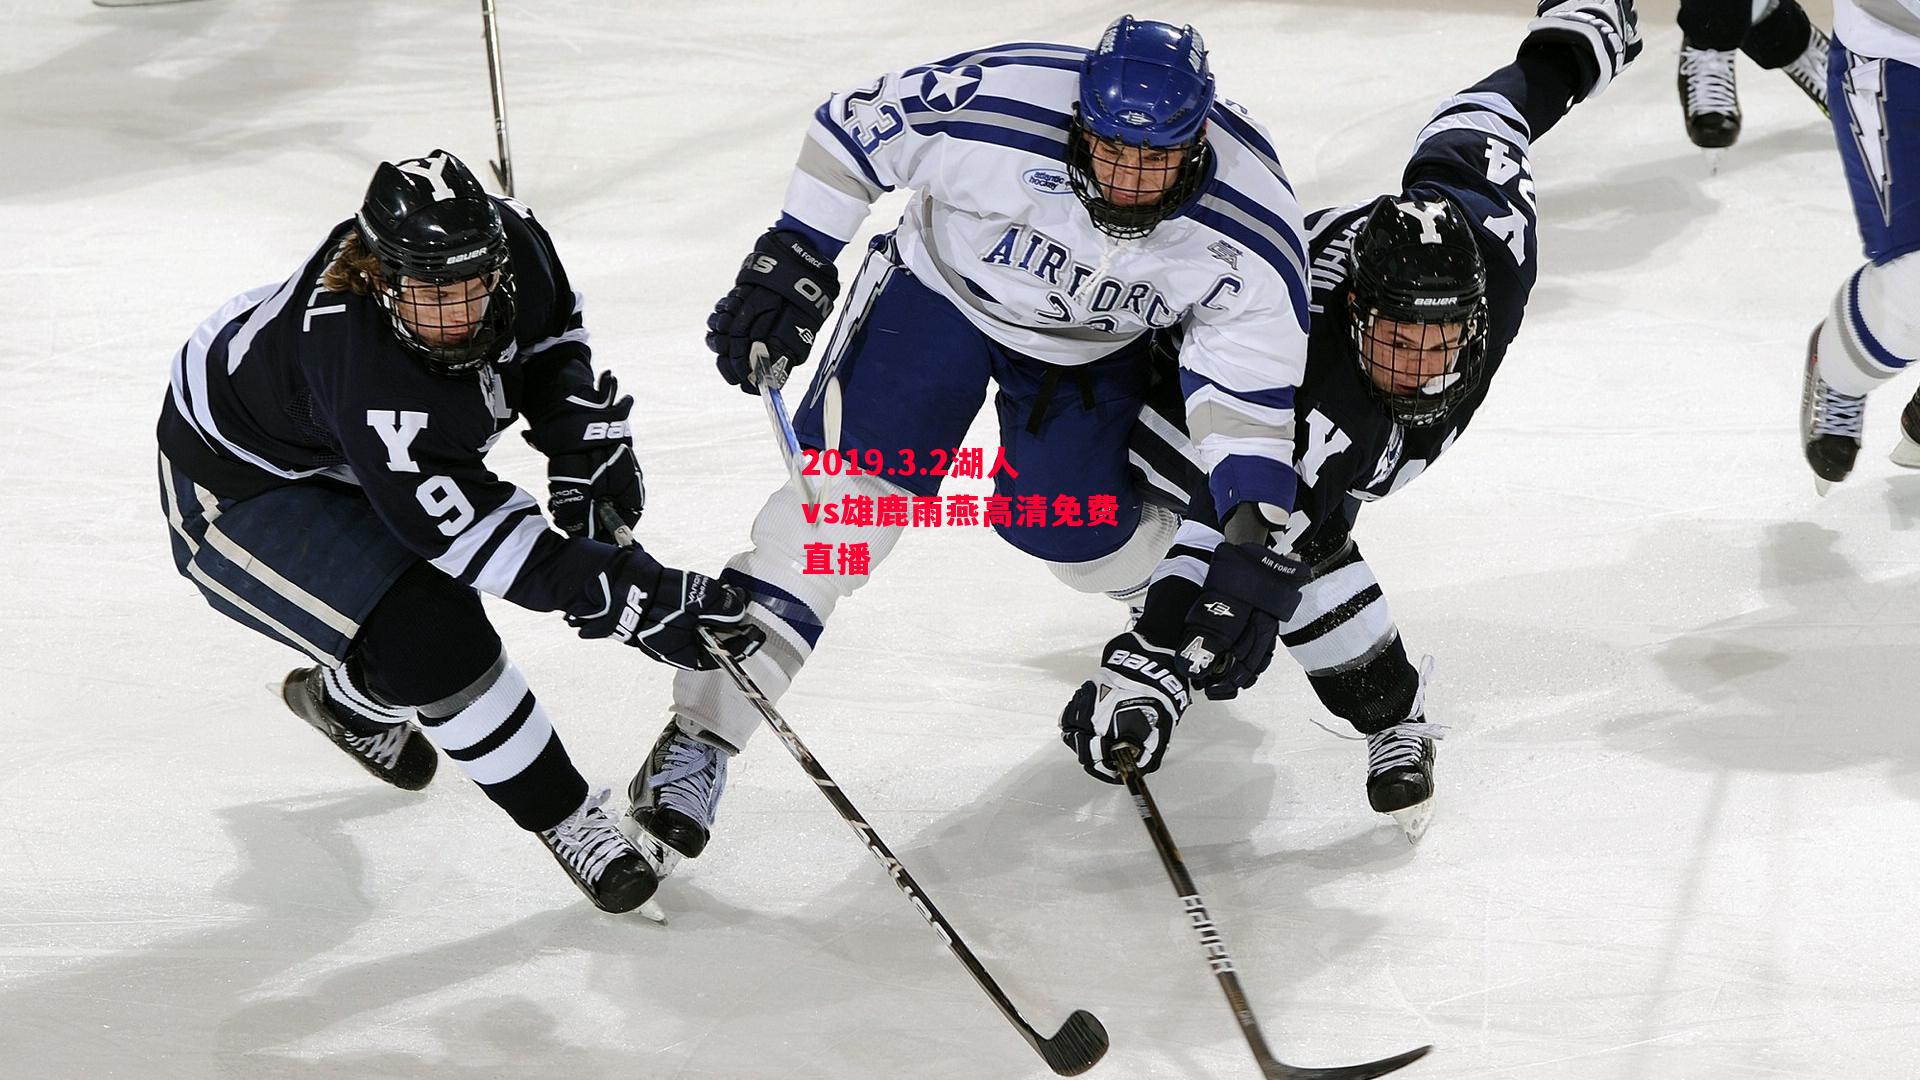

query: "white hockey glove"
left=1059, top=632, right=1192, bottom=784
left=1525, top=0, right=1642, bottom=100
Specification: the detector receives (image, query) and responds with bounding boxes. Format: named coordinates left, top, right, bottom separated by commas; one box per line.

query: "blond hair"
left=321, top=230, right=383, bottom=295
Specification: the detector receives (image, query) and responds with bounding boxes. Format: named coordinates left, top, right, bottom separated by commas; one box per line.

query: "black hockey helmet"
left=1347, top=194, right=1489, bottom=427
left=355, top=149, right=517, bottom=374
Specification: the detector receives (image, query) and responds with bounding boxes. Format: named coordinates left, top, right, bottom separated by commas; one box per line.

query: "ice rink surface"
left=4, top=0, right=1916, bottom=1077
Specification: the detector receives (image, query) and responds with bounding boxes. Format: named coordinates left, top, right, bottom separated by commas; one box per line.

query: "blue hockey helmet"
left=354, top=149, right=517, bottom=375
left=1076, top=16, right=1215, bottom=148
left=1067, top=16, right=1216, bottom=239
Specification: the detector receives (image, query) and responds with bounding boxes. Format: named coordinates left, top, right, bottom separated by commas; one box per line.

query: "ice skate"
left=1891, top=387, right=1920, bottom=467
left=621, top=718, right=730, bottom=880
left=1367, top=717, right=1437, bottom=843
left=1679, top=41, right=1741, bottom=159
left=539, top=789, right=663, bottom=916
left=280, top=667, right=437, bottom=791
left=1779, top=26, right=1830, bottom=116
left=1800, top=325, right=1865, bottom=494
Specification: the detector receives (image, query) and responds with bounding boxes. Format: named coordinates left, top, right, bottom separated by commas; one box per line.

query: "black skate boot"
left=1679, top=40, right=1742, bottom=149
left=1778, top=26, right=1830, bottom=116
left=1366, top=717, right=1437, bottom=843
left=538, top=790, right=659, bottom=914
left=281, top=667, right=437, bottom=790
left=1800, top=325, right=1865, bottom=494
left=621, top=718, right=729, bottom=879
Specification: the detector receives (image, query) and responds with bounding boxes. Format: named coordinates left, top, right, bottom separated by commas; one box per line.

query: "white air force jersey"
left=1837, top=0, right=1920, bottom=67
left=780, top=40, right=1312, bottom=514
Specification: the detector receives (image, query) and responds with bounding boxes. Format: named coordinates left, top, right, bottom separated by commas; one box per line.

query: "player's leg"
left=1740, top=0, right=1830, bottom=113
left=987, top=338, right=1183, bottom=600
left=1806, top=45, right=1920, bottom=485
left=1678, top=0, right=1749, bottom=147
left=157, top=461, right=656, bottom=912
left=626, top=238, right=997, bottom=869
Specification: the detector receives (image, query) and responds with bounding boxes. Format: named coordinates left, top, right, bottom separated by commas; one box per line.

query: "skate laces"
left=1681, top=47, right=1738, bottom=114
left=649, top=730, right=728, bottom=829
left=542, top=788, right=632, bottom=885
left=1809, top=376, right=1866, bottom=438
left=342, top=725, right=413, bottom=771
left=1305, top=654, right=1448, bottom=772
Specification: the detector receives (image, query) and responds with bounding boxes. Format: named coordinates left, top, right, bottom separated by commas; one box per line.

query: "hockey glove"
left=524, top=371, right=646, bottom=542
left=1175, top=542, right=1309, bottom=700
left=708, top=229, right=841, bottom=393
left=1060, top=631, right=1192, bottom=784
left=567, top=550, right=765, bottom=671
left=1524, top=0, right=1642, bottom=100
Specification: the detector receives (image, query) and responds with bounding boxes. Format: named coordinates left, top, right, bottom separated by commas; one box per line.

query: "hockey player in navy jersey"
left=621, top=17, right=1314, bottom=876
left=1799, top=0, right=1920, bottom=489
left=156, top=150, right=761, bottom=913
left=1058, top=0, right=1642, bottom=841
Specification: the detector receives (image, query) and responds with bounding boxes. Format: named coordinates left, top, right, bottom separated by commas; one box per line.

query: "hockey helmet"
left=1347, top=194, right=1490, bottom=427
left=355, top=150, right=517, bottom=374
left=1067, top=16, right=1215, bottom=239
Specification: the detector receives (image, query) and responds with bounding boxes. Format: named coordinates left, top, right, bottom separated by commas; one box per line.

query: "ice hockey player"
left=155, top=150, right=761, bottom=913
left=1676, top=0, right=1832, bottom=150
left=1801, top=0, right=1920, bottom=489
left=1057, top=0, right=1643, bottom=842
left=623, top=17, right=1313, bottom=877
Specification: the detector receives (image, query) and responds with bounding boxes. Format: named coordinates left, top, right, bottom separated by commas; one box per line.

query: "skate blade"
left=1890, top=436, right=1920, bottom=468
left=1814, top=475, right=1834, bottom=497
left=619, top=813, right=685, bottom=881
left=635, top=898, right=667, bottom=924
left=1704, top=148, right=1724, bottom=175
left=1388, top=800, right=1434, bottom=844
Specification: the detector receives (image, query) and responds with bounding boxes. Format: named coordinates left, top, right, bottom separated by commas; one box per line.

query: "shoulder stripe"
left=903, top=91, right=1070, bottom=131
left=1207, top=105, right=1292, bottom=195
left=927, top=41, right=1087, bottom=68
left=1184, top=196, right=1309, bottom=329
left=904, top=117, right=1066, bottom=160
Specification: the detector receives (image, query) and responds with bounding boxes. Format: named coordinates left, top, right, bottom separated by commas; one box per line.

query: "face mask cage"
left=1065, top=112, right=1211, bottom=240
left=1347, top=298, right=1490, bottom=428
left=372, top=264, right=518, bottom=375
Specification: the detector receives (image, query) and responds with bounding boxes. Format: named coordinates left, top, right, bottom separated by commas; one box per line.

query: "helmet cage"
left=1066, top=110, right=1212, bottom=240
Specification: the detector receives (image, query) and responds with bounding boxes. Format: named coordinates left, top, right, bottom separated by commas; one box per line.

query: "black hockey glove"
left=1524, top=0, right=1642, bottom=100
left=1060, top=632, right=1193, bottom=784
left=708, top=229, right=841, bottom=394
left=567, top=550, right=765, bottom=671
left=524, top=371, right=646, bottom=542
left=1175, top=542, right=1309, bottom=700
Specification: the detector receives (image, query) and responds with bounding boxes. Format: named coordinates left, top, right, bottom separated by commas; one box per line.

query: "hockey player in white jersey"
left=1800, top=0, right=1920, bottom=488
left=622, top=17, right=1313, bottom=875
left=1058, top=0, right=1642, bottom=841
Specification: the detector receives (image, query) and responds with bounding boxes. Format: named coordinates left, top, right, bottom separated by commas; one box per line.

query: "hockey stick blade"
left=1033, top=1009, right=1109, bottom=1076
left=1258, top=1043, right=1431, bottom=1080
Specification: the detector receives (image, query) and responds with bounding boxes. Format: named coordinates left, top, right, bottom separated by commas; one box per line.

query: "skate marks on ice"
left=0, top=789, right=652, bottom=1080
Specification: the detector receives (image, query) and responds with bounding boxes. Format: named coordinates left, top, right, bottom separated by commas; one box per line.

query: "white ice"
left=4, top=1, right=1915, bottom=1077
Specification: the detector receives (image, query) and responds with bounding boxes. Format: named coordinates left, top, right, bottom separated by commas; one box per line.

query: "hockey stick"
left=750, top=341, right=818, bottom=504
left=1114, top=747, right=1431, bottom=1080
left=480, top=0, right=514, bottom=196
left=696, top=627, right=1110, bottom=1076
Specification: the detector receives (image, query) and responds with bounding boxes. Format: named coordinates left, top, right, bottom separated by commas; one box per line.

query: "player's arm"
left=709, top=53, right=1016, bottom=392
left=494, top=202, right=648, bottom=544
left=338, top=397, right=757, bottom=669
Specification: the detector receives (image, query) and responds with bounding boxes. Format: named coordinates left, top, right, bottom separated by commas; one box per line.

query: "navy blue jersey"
left=1276, top=68, right=1544, bottom=563
left=157, top=198, right=619, bottom=613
